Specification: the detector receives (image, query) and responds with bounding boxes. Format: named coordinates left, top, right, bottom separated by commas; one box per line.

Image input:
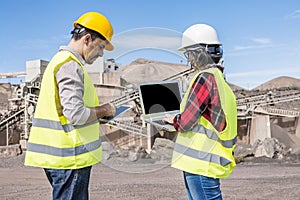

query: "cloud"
left=226, top=37, right=276, bottom=54
left=233, top=44, right=266, bottom=51
left=106, top=27, right=183, bottom=59
left=227, top=67, right=300, bottom=78
left=285, top=9, right=300, bottom=19
left=251, top=38, right=272, bottom=44
left=113, top=27, right=182, bottom=49
left=114, top=34, right=181, bottom=50
left=233, top=37, right=273, bottom=51
left=14, top=34, right=68, bottom=50
left=15, top=39, right=51, bottom=50
left=226, top=67, right=300, bottom=89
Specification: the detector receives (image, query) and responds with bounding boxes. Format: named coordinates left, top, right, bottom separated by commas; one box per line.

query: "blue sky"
left=0, top=0, right=300, bottom=89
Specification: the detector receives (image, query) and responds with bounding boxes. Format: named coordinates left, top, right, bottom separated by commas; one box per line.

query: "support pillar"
left=250, top=114, right=271, bottom=145
left=6, top=123, right=9, bottom=146
left=146, top=123, right=159, bottom=152
left=146, top=123, right=153, bottom=152
left=295, top=117, right=300, bottom=139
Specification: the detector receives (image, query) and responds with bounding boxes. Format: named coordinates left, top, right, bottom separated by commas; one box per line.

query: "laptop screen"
left=138, top=80, right=182, bottom=115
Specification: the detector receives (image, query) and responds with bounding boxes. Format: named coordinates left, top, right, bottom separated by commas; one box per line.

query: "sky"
left=0, top=0, right=300, bottom=89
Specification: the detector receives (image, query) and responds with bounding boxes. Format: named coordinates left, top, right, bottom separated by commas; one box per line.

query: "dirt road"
left=0, top=154, right=300, bottom=200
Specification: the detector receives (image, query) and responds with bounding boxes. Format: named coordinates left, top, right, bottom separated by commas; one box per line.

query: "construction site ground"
left=0, top=153, right=300, bottom=200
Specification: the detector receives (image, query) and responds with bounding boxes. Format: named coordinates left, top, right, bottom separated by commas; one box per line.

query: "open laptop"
left=138, top=80, right=182, bottom=132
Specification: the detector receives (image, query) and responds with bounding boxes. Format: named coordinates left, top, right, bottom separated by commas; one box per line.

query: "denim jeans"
left=44, top=166, right=92, bottom=200
left=183, top=171, right=222, bottom=200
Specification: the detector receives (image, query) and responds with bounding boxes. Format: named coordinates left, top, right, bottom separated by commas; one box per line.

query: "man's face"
left=84, top=37, right=108, bottom=64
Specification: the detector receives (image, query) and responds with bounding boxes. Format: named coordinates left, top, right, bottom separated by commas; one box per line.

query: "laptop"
left=138, top=80, right=182, bottom=132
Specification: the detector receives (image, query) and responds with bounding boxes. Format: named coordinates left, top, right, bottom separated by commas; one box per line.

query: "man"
left=164, top=24, right=237, bottom=200
left=24, top=12, right=116, bottom=200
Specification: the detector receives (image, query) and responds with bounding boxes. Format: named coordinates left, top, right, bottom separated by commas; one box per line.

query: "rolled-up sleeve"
left=55, top=61, right=91, bottom=125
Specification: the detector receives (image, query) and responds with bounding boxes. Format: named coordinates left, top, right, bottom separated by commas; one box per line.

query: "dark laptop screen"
left=139, top=80, right=182, bottom=115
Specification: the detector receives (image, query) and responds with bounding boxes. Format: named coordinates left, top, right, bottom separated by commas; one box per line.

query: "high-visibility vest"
left=24, top=51, right=102, bottom=169
left=171, top=67, right=237, bottom=178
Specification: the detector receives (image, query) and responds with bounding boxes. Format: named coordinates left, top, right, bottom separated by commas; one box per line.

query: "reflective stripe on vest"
left=173, top=143, right=231, bottom=166
left=24, top=50, right=101, bottom=169
left=27, top=139, right=101, bottom=157
left=171, top=67, right=237, bottom=178
left=191, top=124, right=236, bottom=148
left=28, top=118, right=101, bottom=157
left=32, top=118, right=99, bottom=132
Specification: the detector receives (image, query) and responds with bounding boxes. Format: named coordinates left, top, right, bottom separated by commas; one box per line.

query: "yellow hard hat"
left=74, top=12, right=114, bottom=51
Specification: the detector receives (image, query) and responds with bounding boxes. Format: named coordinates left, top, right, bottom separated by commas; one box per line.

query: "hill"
left=122, top=58, right=246, bottom=91
left=122, top=58, right=188, bottom=84
left=121, top=58, right=299, bottom=92
left=254, top=76, right=300, bottom=91
left=228, top=82, right=246, bottom=92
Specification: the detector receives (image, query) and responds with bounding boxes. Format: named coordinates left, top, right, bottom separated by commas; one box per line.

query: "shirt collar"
left=59, top=46, right=86, bottom=65
left=207, top=64, right=224, bottom=73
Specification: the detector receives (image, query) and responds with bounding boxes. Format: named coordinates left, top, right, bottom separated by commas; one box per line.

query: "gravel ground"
left=0, top=153, right=300, bottom=200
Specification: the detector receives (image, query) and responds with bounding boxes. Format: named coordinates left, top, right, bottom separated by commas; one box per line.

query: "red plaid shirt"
left=173, top=67, right=226, bottom=132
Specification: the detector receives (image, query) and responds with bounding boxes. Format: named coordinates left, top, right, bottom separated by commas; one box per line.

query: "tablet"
left=99, top=105, right=132, bottom=122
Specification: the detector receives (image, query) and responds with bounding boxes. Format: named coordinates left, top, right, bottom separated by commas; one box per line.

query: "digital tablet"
left=99, top=105, right=132, bottom=122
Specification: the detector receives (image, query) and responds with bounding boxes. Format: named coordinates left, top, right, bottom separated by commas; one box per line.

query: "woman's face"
left=184, top=48, right=214, bottom=70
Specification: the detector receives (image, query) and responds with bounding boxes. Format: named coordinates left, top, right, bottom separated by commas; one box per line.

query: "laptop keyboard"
left=153, top=119, right=166, bottom=125
left=148, top=119, right=175, bottom=131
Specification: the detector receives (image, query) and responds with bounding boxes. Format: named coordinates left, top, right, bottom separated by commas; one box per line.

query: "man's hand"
left=97, top=103, right=116, bottom=118
left=86, top=103, right=116, bottom=124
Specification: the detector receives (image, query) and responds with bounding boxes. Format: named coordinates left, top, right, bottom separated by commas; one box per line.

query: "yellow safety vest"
left=24, top=51, right=102, bottom=169
left=172, top=67, right=237, bottom=178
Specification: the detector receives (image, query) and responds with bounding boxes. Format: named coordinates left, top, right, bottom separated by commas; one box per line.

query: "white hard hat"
left=178, top=24, right=221, bottom=51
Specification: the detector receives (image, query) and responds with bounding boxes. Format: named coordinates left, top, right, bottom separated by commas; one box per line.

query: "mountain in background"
left=253, top=76, right=300, bottom=91
left=122, top=58, right=300, bottom=91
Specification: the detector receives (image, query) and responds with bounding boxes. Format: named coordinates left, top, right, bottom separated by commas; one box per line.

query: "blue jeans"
left=44, top=166, right=92, bottom=200
left=183, top=171, right=222, bottom=200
